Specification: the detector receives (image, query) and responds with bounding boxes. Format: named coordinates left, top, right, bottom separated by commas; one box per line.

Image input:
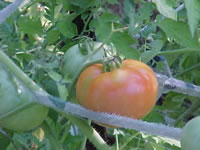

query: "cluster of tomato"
left=0, top=42, right=199, bottom=150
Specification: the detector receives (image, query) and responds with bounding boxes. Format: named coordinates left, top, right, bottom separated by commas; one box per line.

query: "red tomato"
left=76, top=59, right=158, bottom=121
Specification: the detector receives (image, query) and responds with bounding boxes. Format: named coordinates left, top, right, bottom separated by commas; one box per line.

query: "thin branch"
left=158, top=48, right=200, bottom=55
left=34, top=91, right=183, bottom=141
left=156, top=73, right=200, bottom=98
left=0, top=0, right=24, bottom=24
left=158, top=55, right=172, bottom=77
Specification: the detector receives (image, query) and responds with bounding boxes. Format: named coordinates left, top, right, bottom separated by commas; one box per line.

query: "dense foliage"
left=1, top=0, right=200, bottom=149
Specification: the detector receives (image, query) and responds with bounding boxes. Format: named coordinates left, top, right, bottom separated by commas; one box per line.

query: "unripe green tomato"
left=0, top=64, right=48, bottom=131
left=181, top=116, right=200, bottom=150
left=62, top=42, right=105, bottom=80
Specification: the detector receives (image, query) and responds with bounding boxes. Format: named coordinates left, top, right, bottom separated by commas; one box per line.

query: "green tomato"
left=181, top=116, right=200, bottom=150
left=0, top=63, right=48, bottom=131
left=62, top=42, right=106, bottom=80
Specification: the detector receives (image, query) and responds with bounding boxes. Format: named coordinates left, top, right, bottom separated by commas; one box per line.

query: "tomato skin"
left=0, top=64, right=48, bottom=131
left=76, top=59, right=158, bottom=120
left=181, top=116, right=200, bottom=150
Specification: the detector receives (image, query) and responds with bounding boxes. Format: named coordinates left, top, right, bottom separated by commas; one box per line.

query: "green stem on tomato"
left=115, top=133, right=119, bottom=150
left=0, top=50, right=110, bottom=150
left=158, top=48, right=200, bottom=55
left=63, top=114, right=110, bottom=150
left=80, top=120, right=92, bottom=150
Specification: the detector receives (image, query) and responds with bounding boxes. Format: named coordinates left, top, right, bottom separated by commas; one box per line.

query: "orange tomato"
left=76, top=59, right=158, bottom=122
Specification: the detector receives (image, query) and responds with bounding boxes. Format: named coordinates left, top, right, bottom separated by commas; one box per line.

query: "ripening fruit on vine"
left=181, top=116, right=200, bottom=150
left=76, top=59, right=158, bottom=125
left=0, top=64, right=48, bottom=131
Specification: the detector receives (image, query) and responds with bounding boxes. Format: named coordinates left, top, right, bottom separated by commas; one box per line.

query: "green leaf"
left=18, top=16, right=42, bottom=35
left=108, top=31, right=139, bottom=59
left=107, top=0, right=119, bottom=5
left=141, top=40, right=164, bottom=63
left=184, top=0, right=200, bottom=36
left=58, top=15, right=77, bottom=38
left=143, top=107, right=165, bottom=124
left=138, top=3, right=155, bottom=20
left=47, top=70, right=63, bottom=82
left=0, top=130, right=11, bottom=149
left=124, top=0, right=135, bottom=22
left=47, top=28, right=60, bottom=44
left=67, top=0, right=96, bottom=8
left=158, top=18, right=200, bottom=48
left=90, top=13, right=115, bottom=40
left=41, top=121, right=63, bottom=150
left=57, top=84, right=68, bottom=100
left=153, top=0, right=177, bottom=20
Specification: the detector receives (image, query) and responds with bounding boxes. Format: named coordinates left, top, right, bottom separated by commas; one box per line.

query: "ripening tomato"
left=76, top=59, right=158, bottom=122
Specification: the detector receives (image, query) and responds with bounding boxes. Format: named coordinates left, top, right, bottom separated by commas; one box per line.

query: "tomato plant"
left=0, top=64, right=48, bottom=131
left=76, top=59, right=158, bottom=121
left=2, top=0, right=200, bottom=149
left=181, top=116, right=200, bottom=150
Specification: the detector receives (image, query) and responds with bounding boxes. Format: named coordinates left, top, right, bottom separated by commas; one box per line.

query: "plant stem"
left=64, top=114, right=110, bottom=150
left=80, top=120, right=92, bottom=150
left=115, top=134, right=119, bottom=150
left=158, top=48, right=200, bottom=55
left=0, top=0, right=24, bottom=24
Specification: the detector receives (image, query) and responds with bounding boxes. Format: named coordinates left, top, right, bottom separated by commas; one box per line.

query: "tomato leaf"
left=109, top=31, right=139, bottom=59
left=0, top=130, right=11, bottom=149
left=18, top=16, right=42, bottom=35
left=184, top=0, right=200, bottom=36
left=158, top=18, right=200, bottom=48
left=153, top=0, right=177, bottom=20
left=58, top=15, right=77, bottom=38
left=107, top=0, right=119, bottom=5
left=47, top=29, right=60, bottom=44
left=141, top=40, right=164, bottom=63
left=67, top=0, right=96, bottom=8
left=41, top=121, right=63, bottom=150
left=47, top=70, right=63, bottom=82
left=90, top=13, right=117, bottom=40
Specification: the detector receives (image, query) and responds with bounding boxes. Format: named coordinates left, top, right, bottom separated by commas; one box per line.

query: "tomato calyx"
left=102, top=55, right=123, bottom=72
left=102, top=45, right=124, bottom=72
